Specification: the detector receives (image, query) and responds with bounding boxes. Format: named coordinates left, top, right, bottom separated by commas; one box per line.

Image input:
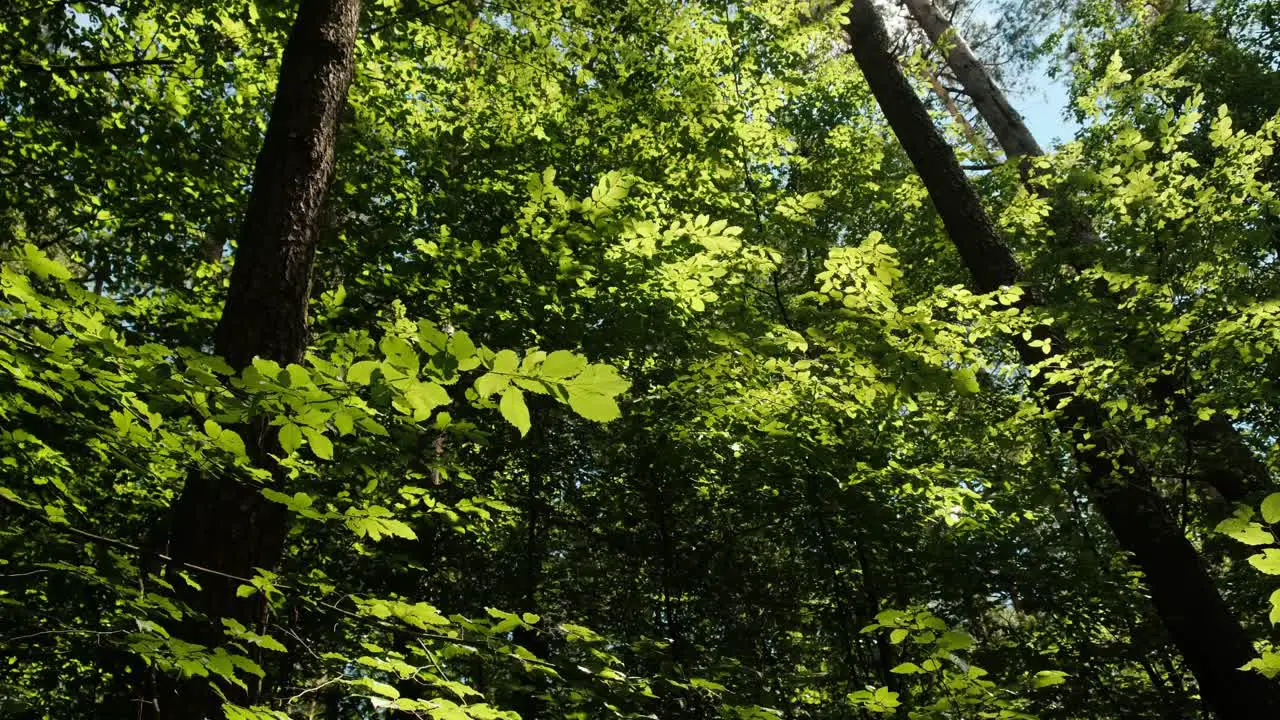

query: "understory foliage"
left=1, top=0, right=1279, bottom=718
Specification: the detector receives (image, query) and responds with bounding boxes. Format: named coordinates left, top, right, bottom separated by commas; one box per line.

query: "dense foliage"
left=2, top=0, right=1279, bottom=718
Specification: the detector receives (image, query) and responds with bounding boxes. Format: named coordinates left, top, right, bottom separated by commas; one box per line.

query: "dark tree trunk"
left=513, top=429, right=550, bottom=720
left=901, top=0, right=1271, bottom=505
left=214, top=0, right=362, bottom=370
left=845, top=1, right=1017, bottom=296
left=147, top=0, right=363, bottom=717
left=844, top=0, right=1280, bottom=716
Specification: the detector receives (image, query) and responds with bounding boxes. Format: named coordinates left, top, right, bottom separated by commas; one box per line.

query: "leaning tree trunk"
left=845, top=0, right=1280, bottom=716
left=900, top=0, right=1041, bottom=158
left=148, top=0, right=362, bottom=717
left=901, top=0, right=1272, bottom=504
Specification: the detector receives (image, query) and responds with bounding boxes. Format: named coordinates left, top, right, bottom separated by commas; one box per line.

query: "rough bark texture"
left=902, top=0, right=1271, bottom=504
left=900, top=0, right=1041, bottom=158
left=215, top=0, right=362, bottom=369
left=149, top=0, right=363, bottom=717
left=846, top=0, right=1017, bottom=295
left=845, top=0, right=1280, bottom=716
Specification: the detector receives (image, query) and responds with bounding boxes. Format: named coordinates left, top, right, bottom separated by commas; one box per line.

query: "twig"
left=0, top=569, right=50, bottom=579
left=275, top=623, right=322, bottom=660
left=366, top=0, right=462, bottom=34
left=1, top=495, right=282, bottom=589
left=3, top=626, right=128, bottom=643
left=286, top=676, right=343, bottom=704
left=17, top=57, right=175, bottom=74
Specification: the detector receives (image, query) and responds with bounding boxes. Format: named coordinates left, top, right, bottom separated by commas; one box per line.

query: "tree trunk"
left=925, top=71, right=993, bottom=161
left=846, top=0, right=1016, bottom=296
left=513, top=428, right=550, bottom=720
left=900, top=0, right=1041, bottom=158
left=901, top=0, right=1271, bottom=504
left=149, top=0, right=362, bottom=717
left=844, top=0, right=1280, bottom=716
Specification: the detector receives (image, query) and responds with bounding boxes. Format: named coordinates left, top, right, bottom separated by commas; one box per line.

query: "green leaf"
left=567, top=390, right=621, bottom=423
left=499, top=388, right=531, bottom=436
left=952, top=368, right=980, bottom=395
left=216, top=428, right=247, bottom=458
left=206, top=650, right=237, bottom=682
left=204, top=419, right=246, bottom=457
left=1033, top=670, right=1067, bottom=688
left=889, top=628, right=909, bottom=644
left=874, top=609, right=904, bottom=625
left=1262, top=493, right=1280, bottom=524
left=1215, top=517, right=1275, bottom=546
left=279, top=423, right=303, bottom=454
left=203, top=418, right=222, bottom=440
left=403, top=382, right=450, bottom=421
left=23, top=244, right=72, bottom=280
left=572, top=364, right=631, bottom=396
left=1242, top=650, right=1280, bottom=679
left=230, top=653, right=266, bottom=676
left=873, top=686, right=900, bottom=707
left=937, top=630, right=973, bottom=651
left=332, top=410, right=355, bottom=436
left=347, top=360, right=380, bottom=385
left=345, top=509, right=417, bottom=541
left=355, top=677, right=401, bottom=699
left=689, top=677, right=727, bottom=693
left=565, top=364, right=629, bottom=422
left=540, top=350, right=587, bottom=379
left=283, top=363, right=310, bottom=388
left=418, top=322, right=449, bottom=351
left=262, top=488, right=292, bottom=506
left=449, top=331, right=477, bottom=363
left=890, top=662, right=921, bottom=674
left=475, top=372, right=509, bottom=399
left=380, top=336, right=419, bottom=373
left=1250, top=549, right=1280, bottom=575
left=492, top=349, right=519, bottom=374
left=303, top=428, right=333, bottom=460
left=253, top=635, right=287, bottom=653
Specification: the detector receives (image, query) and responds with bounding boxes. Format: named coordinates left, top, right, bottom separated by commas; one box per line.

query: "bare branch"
left=17, top=57, right=175, bottom=74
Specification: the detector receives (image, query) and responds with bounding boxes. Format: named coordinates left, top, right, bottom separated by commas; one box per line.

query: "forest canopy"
left=3, top=0, right=1280, bottom=718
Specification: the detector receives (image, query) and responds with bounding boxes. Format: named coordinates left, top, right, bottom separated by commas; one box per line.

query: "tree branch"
left=17, top=57, right=175, bottom=74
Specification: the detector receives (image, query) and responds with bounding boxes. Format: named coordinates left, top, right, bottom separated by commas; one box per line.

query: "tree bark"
left=844, top=0, right=1280, bottom=716
left=900, top=0, right=1041, bottom=158
left=925, top=71, right=993, bottom=161
left=901, top=0, right=1271, bottom=504
left=148, top=0, right=363, bottom=717
left=214, top=0, right=362, bottom=369
left=847, top=7, right=1018, bottom=295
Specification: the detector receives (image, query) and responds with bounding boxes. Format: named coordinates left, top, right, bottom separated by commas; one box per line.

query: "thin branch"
left=2, top=496, right=280, bottom=589
left=3, top=626, right=129, bottom=643
left=366, top=0, right=462, bottom=35
left=274, top=623, right=322, bottom=660
left=0, top=569, right=50, bottom=579
left=286, top=676, right=343, bottom=704
left=0, top=1, right=65, bottom=21
left=17, top=57, right=175, bottom=74
left=417, top=15, right=566, bottom=83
